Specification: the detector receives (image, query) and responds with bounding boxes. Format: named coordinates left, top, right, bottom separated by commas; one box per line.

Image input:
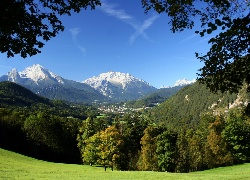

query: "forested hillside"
left=125, top=86, right=184, bottom=108
left=0, top=81, right=51, bottom=107
left=0, top=81, right=100, bottom=163
left=149, top=82, right=241, bottom=128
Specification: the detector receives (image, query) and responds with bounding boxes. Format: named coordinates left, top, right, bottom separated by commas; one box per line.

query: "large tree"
left=142, top=0, right=250, bottom=93
left=0, top=0, right=101, bottom=58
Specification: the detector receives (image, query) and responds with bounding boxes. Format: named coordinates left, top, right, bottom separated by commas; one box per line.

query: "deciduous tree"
left=206, top=115, right=233, bottom=167
left=98, top=126, right=123, bottom=170
left=156, top=130, right=177, bottom=172
left=223, top=109, right=250, bottom=163
left=142, top=0, right=250, bottom=93
left=139, top=126, right=163, bottom=171
left=0, top=0, right=101, bottom=58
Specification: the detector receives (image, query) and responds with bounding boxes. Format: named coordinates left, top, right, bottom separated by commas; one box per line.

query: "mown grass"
left=1, top=148, right=250, bottom=180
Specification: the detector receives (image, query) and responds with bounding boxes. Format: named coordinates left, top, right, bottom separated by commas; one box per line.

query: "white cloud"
left=101, top=2, right=133, bottom=21
left=197, top=36, right=213, bottom=44
left=69, top=28, right=87, bottom=56
left=129, top=15, right=159, bottom=44
left=100, top=1, right=159, bottom=44
left=69, top=28, right=82, bottom=42
left=178, top=34, right=198, bottom=44
left=78, top=46, right=87, bottom=56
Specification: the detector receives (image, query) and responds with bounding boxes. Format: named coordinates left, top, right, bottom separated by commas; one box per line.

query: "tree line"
left=77, top=108, right=250, bottom=172
left=1, top=97, right=250, bottom=171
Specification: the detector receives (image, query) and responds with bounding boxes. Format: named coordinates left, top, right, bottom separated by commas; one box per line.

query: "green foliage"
left=0, top=81, right=51, bottom=107
left=175, top=131, right=190, bottom=173
left=77, top=117, right=100, bottom=162
left=79, top=126, right=123, bottom=170
left=23, top=112, right=81, bottom=154
left=139, top=126, right=164, bottom=171
left=142, top=0, right=249, bottom=93
left=0, top=81, right=99, bottom=163
left=205, top=115, right=234, bottom=168
left=126, top=86, right=183, bottom=108
left=0, top=0, right=101, bottom=58
left=82, top=133, right=101, bottom=165
left=118, top=113, right=148, bottom=170
left=187, top=129, right=206, bottom=171
left=24, top=112, right=61, bottom=150
left=150, top=82, right=237, bottom=128
left=223, top=109, right=250, bottom=163
left=2, top=79, right=250, bottom=172
left=142, top=0, right=247, bottom=33
left=156, top=130, right=178, bottom=172
left=98, top=126, right=123, bottom=169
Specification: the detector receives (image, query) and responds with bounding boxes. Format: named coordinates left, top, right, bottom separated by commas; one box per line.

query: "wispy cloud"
left=78, top=46, right=87, bottom=56
left=69, top=28, right=87, bottom=56
left=100, top=1, right=159, bottom=44
left=69, top=28, right=82, bottom=42
left=48, top=42, right=71, bottom=47
left=178, top=34, right=213, bottom=45
left=196, top=36, right=213, bottom=44
left=101, top=2, right=133, bottom=21
left=129, top=15, right=159, bottom=44
left=178, top=34, right=198, bottom=44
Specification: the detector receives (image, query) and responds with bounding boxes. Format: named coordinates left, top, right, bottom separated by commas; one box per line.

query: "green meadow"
left=0, top=148, right=249, bottom=180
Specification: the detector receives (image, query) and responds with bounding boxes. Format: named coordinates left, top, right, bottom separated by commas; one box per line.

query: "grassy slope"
left=0, top=148, right=249, bottom=180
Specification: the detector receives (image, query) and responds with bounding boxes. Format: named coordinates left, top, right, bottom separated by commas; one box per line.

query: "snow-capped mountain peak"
left=174, top=78, right=196, bottom=87
left=161, top=78, right=196, bottom=88
left=86, top=71, right=146, bottom=89
left=19, top=64, right=64, bottom=84
left=83, top=71, right=156, bottom=100
left=7, top=68, right=21, bottom=82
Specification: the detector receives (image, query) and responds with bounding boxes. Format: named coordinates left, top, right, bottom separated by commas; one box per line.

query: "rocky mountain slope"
left=83, top=71, right=157, bottom=101
left=0, top=64, right=106, bottom=103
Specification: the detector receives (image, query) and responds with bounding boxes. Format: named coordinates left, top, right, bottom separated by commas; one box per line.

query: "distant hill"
left=0, top=81, right=51, bottom=107
left=0, top=81, right=97, bottom=119
left=125, top=86, right=185, bottom=107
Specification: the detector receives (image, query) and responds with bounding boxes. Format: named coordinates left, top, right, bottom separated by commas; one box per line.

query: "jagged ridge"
left=84, top=71, right=157, bottom=101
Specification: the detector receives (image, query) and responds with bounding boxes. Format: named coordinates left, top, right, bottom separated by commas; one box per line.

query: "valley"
left=0, top=69, right=249, bottom=174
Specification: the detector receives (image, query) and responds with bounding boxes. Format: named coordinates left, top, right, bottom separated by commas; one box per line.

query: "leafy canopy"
left=142, top=0, right=250, bottom=93
left=0, top=0, right=101, bottom=58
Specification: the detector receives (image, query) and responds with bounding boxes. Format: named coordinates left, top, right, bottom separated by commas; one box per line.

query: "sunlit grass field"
left=1, top=148, right=250, bottom=180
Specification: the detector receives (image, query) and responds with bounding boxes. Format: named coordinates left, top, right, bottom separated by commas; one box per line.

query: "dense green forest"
left=149, top=82, right=240, bottom=128
left=0, top=81, right=250, bottom=172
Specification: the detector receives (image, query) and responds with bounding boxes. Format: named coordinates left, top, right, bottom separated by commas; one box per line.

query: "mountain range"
left=0, top=64, right=105, bottom=103
left=84, top=71, right=157, bottom=101
left=0, top=64, right=195, bottom=103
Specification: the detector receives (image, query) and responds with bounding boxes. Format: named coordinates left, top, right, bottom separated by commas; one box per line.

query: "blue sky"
left=0, top=0, right=213, bottom=88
